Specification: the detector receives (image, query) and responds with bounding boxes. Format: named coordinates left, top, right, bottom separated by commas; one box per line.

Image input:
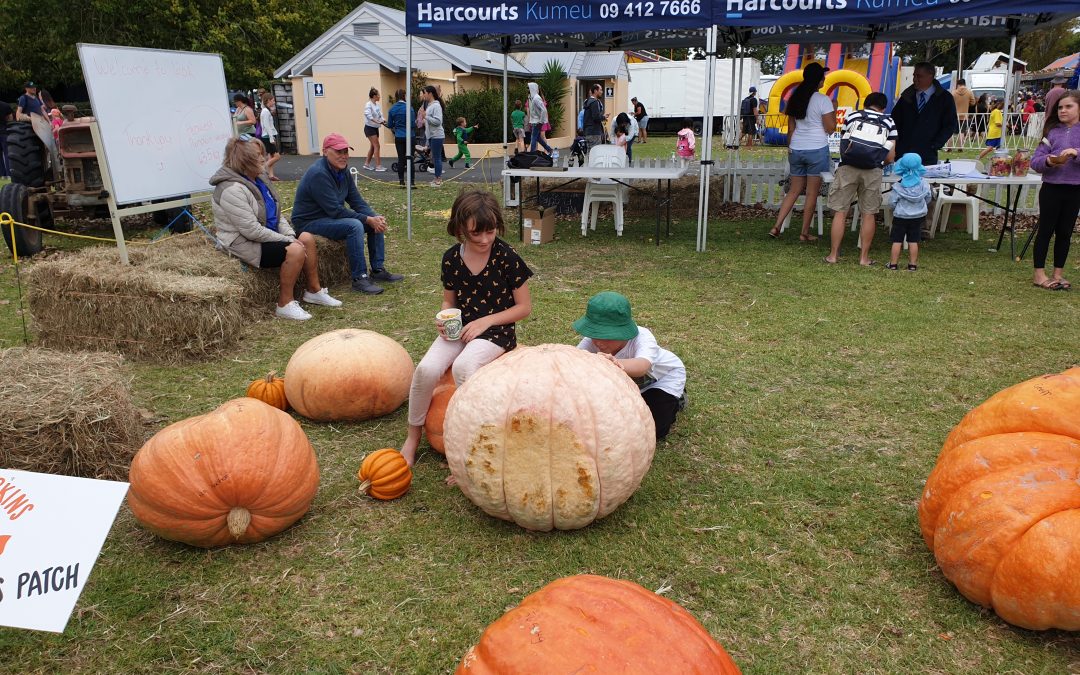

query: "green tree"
left=536, top=60, right=568, bottom=136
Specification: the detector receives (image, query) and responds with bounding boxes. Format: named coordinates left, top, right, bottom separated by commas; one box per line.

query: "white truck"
left=628, top=58, right=762, bottom=134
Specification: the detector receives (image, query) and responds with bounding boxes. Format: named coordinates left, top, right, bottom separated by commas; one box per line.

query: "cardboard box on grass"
left=522, top=208, right=556, bottom=245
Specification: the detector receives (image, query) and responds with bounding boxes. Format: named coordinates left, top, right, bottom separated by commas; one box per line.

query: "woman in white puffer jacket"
left=210, top=137, right=342, bottom=320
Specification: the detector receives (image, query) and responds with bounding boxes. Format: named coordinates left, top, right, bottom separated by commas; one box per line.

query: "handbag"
left=508, top=151, right=553, bottom=169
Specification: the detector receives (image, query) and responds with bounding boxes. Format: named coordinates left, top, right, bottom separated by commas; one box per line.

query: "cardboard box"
left=522, top=208, right=556, bottom=245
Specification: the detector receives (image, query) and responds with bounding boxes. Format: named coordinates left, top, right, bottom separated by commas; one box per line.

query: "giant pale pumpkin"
left=456, top=575, right=741, bottom=674
left=424, top=368, right=456, bottom=454
left=284, top=329, right=413, bottom=422
left=444, top=344, right=655, bottom=531
left=918, top=367, right=1080, bottom=630
left=128, top=398, right=320, bottom=548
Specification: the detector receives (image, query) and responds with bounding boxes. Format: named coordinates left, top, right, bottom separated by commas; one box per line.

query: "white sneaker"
left=302, top=288, right=343, bottom=307
left=362, top=164, right=374, bottom=171
left=427, top=167, right=435, bottom=173
left=275, top=301, right=312, bottom=321
left=374, top=166, right=387, bottom=172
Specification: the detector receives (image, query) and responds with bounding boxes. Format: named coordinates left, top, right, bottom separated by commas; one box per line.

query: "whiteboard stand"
left=90, top=121, right=211, bottom=265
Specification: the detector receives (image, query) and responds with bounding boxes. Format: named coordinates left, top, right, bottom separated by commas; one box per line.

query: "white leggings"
left=408, top=337, right=505, bottom=426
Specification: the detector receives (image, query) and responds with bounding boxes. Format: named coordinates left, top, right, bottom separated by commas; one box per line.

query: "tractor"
left=0, top=114, right=190, bottom=256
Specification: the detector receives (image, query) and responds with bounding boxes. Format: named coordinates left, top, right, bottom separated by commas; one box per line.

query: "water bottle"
left=670, top=151, right=676, bottom=164
left=551, top=148, right=560, bottom=165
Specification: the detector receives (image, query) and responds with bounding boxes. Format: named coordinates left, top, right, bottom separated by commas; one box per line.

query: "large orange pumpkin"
left=128, top=398, right=320, bottom=548
left=456, top=575, right=741, bottom=674
left=918, top=367, right=1080, bottom=630
left=444, top=344, right=655, bottom=531
left=424, top=368, right=456, bottom=454
left=246, top=371, right=288, bottom=410
left=284, top=329, right=413, bottom=422
left=357, top=448, right=412, bottom=500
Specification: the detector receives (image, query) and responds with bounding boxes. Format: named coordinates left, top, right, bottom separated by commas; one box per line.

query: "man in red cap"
left=291, top=132, right=403, bottom=294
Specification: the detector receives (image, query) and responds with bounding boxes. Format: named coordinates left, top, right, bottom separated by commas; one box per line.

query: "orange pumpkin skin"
left=919, top=367, right=1080, bottom=630
left=284, top=329, right=414, bottom=422
left=456, top=575, right=742, bottom=674
left=357, top=448, right=413, bottom=500
left=127, top=398, right=320, bottom=548
left=424, top=369, right=456, bottom=454
left=246, top=371, right=288, bottom=411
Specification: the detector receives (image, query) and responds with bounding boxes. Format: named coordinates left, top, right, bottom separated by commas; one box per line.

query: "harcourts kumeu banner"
left=717, top=0, right=1080, bottom=27
left=407, top=0, right=710, bottom=36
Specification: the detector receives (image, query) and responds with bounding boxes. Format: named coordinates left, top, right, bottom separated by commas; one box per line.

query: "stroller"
left=392, top=144, right=432, bottom=174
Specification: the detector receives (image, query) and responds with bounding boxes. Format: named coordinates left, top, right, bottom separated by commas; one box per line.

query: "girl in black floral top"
left=400, top=190, right=533, bottom=465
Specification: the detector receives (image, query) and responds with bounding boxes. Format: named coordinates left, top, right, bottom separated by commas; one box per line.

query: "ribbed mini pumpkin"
left=127, top=398, right=320, bottom=548
left=246, top=371, right=288, bottom=411
left=284, top=329, right=413, bottom=422
left=456, top=575, right=742, bottom=674
left=424, top=369, right=456, bottom=454
left=357, top=448, right=412, bottom=500
left=444, top=344, right=655, bottom=531
left=919, top=367, right=1080, bottom=630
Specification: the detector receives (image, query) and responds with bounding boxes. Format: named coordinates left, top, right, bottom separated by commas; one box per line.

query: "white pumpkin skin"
left=444, top=344, right=656, bottom=531
left=284, top=329, right=414, bottom=422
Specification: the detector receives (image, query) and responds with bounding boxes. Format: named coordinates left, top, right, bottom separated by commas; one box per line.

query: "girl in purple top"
left=1031, top=91, right=1080, bottom=291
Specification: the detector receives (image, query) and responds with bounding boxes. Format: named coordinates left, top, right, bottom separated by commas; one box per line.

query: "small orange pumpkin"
left=424, top=369, right=456, bottom=454
left=246, top=371, right=288, bottom=411
left=357, top=448, right=412, bottom=500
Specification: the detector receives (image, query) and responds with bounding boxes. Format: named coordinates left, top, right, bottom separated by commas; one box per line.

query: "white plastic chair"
left=929, top=184, right=980, bottom=240
left=581, top=145, right=629, bottom=236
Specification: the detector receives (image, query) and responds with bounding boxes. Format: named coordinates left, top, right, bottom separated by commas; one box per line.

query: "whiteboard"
left=78, top=44, right=233, bottom=204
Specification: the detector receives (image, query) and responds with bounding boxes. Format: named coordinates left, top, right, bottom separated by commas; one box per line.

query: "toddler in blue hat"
left=573, top=291, right=686, bottom=441
left=887, top=153, right=932, bottom=271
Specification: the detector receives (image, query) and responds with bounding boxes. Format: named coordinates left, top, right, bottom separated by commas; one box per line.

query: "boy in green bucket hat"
left=573, top=291, right=687, bottom=441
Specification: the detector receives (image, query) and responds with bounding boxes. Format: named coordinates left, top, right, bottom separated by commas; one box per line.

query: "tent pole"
left=734, top=45, right=745, bottom=199
left=697, top=26, right=718, bottom=252
left=957, top=38, right=964, bottom=86
left=728, top=46, right=737, bottom=201
left=1004, top=34, right=1017, bottom=118
left=407, top=36, right=413, bottom=240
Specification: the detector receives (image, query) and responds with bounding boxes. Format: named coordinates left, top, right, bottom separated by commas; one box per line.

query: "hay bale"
left=0, top=348, right=143, bottom=480
left=26, top=233, right=350, bottom=363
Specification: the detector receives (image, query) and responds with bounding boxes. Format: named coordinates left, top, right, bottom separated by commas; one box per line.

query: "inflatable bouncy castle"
left=763, top=43, right=902, bottom=145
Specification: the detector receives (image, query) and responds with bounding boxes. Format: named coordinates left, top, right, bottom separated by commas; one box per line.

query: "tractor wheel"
left=6, top=122, right=47, bottom=188
left=0, top=183, right=49, bottom=256
left=151, top=196, right=193, bottom=233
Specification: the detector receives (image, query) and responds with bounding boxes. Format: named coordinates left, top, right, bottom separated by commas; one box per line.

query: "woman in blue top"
left=387, top=89, right=414, bottom=188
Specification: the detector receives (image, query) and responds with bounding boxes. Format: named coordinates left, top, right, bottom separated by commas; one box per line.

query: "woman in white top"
left=259, top=93, right=281, bottom=181
left=363, top=87, right=387, bottom=171
left=422, top=85, right=446, bottom=186
left=768, top=62, right=837, bottom=242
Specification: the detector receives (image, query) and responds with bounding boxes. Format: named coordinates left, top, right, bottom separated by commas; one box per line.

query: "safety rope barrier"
left=348, top=147, right=505, bottom=188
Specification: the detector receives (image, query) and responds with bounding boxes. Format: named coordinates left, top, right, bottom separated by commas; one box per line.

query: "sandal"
left=860, top=260, right=877, bottom=267
left=767, top=226, right=781, bottom=239
left=799, top=233, right=819, bottom=243
left=1054, top=278, right=1071, bottom=290
left=885, top=263, right=898, bottom=270
left=1034, top=279, right=1064, bottom=290
left=907, top=264, right=918, bottom=272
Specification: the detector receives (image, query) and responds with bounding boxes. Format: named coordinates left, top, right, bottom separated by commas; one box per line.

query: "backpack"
left=740, top=96, right=757, bottom=116
left=676, top=131, right=694, bottom=157
left=508, top=151, right=553, bottom=169
left=839, top=111, right=893, bottom=169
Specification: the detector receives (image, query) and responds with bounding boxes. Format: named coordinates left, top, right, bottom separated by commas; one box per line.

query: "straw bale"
left=0, top=348, right=143, bottom=480
left=25, top=233, right=350, bottom=363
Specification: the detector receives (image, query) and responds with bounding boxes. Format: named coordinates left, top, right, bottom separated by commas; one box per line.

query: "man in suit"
left=892, top=62, right=958, bottom=165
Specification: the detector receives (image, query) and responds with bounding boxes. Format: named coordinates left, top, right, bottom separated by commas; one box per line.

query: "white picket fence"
left=710, top=156, right=1041, bottom=215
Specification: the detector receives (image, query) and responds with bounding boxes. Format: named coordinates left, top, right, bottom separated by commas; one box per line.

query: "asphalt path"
left=274, top=154, right=508, bottom=185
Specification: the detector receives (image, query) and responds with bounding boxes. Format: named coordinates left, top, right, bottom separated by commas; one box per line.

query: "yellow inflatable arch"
left=765, top=69, right=873, bottom=135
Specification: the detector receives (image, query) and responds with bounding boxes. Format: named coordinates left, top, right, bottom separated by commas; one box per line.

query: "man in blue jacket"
left=891, top=62, right=958, bottom=166
left=292, top=133, right=403, bottom=294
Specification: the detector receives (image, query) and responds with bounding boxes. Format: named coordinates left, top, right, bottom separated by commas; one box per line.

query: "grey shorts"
left=638, top=116, right=649, bottom=129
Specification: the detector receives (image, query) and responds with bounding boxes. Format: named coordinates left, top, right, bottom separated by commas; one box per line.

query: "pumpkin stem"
left=265, top=371, right=277, bottom=383
left=358, top=479, right=372, bottom=494
left=227, top=507, right=251, bottom=538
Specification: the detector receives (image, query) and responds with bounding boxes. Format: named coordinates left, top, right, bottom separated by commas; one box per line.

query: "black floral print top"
left=441, top=238, right=533, bottom=350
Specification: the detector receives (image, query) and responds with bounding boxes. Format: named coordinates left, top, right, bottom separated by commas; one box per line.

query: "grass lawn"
left=1, top=170, right=1078, bottom=673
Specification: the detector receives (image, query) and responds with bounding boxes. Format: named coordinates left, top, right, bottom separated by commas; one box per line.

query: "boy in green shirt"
left=448, top=116, right=479, bottom=169
left=510, top=100, right=526, bottom=152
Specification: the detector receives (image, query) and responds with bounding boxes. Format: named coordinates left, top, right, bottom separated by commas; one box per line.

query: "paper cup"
left=436, top=308, right=463, bottom=341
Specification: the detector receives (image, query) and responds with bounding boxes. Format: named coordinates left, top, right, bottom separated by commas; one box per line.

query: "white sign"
left=605, top=87, right=614, bottom=98
left=314, top=83, right=325, bottom=97
left=78, top=44, right=233, bottom=204
left=0, top=469, right=128, bottom=633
